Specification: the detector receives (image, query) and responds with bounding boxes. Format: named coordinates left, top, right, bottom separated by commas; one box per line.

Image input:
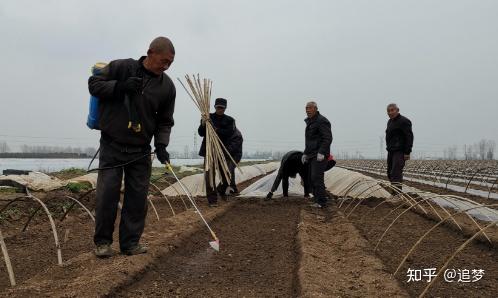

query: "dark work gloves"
left=155, top=144, right=170, bottom=164
left=116, top=77, right=142, bottom=95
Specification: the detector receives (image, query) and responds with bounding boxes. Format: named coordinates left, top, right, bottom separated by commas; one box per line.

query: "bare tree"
left=0, top=141, right=9, bottom=153
left=447, top=145, right=458, bottom=160
left=487, top=140, right=496, bottom=160
left=477, top=139, right=487, bottom=160
left=184, top=145, right=190, bottom=159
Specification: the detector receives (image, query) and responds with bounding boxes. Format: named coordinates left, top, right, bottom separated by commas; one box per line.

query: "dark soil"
left=114, top=198, right=303, bottom=297
left=0, top=174, right=265, bottom=291
left=347, top=200, right=498, bottom=298
left=2, top=169, right=498, bottom=297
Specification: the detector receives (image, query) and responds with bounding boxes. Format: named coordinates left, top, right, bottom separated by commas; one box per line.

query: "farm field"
left=0, top=161, right=497, bottom=297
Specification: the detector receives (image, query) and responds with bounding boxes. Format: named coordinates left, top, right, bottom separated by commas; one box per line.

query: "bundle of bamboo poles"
left=177, top=74, right=240, bottom=188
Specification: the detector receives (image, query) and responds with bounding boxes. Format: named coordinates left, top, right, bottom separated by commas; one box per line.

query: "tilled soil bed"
left=347, top=200, right=498, bottom=297
left=114, top=198, right=303, bottom=297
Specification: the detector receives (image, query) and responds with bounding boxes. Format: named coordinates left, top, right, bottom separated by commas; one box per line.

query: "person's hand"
left=155, top=144, right=170, bottom=164
left=265, top=192, right=273, bottom=200
left=301, top=154, right=308, bottom=164
left=117, top=77, right=142, bottom=94
left=317, top=153, right=325, bottom=162
left=404, top=154, right=410, bottom=161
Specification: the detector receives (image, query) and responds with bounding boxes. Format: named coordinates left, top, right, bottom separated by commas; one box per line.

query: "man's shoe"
left=121, top=243, right=148, bottom=256
left=209, top=202, right=219, bottom=208
left=95, top=244, right=113, bottom=258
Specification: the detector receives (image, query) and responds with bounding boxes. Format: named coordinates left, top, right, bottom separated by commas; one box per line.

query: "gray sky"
left=0, top=0, right=497, bottom=158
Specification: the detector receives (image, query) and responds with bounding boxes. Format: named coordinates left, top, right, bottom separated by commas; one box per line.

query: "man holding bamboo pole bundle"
left=198, top=98, right=236, bottom=207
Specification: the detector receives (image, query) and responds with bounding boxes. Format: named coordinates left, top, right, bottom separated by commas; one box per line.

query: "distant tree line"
left=443, top=139, right=496, bottom=160
left=0, top=152, right=92, bottom=158
left=0, top=141, right=98, bottom=158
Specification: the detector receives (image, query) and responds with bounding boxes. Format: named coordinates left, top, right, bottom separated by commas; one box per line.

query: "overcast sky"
left=0, top=0, right=497, bottom=158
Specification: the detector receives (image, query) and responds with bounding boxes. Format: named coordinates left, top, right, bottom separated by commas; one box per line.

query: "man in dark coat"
left=224, top=127, right=243, bottom=194
left=302, top=101, right=333, bottom=208
left=385, top=103, right=414, bottom=192
left=198, top=98, right=235, bottom=206
left=265, top=151, right=311, bottom=200
left=88, top=37, right=176, bottom=257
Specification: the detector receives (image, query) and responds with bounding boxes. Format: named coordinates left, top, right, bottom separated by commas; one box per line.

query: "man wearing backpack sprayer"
left=88, top=37, right=176, bottom=257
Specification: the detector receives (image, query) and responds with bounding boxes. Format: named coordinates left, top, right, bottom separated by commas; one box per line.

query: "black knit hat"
left=214, top=98, right=227, bottom=108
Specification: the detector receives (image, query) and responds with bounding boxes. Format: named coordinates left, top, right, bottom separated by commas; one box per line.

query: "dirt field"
left=115, top=198, right=302, bottom=297
left=347, top=200, right=498, bottom=298
left=1, top=171, right=498, bottom=297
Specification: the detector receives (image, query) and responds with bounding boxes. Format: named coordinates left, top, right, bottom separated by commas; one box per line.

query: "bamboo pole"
left=177, top=74, right=242, bottom=188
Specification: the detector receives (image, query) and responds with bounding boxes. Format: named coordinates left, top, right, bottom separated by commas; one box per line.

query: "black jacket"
left=227, top=128, right=243, bottom=163
left=198, top=113, right=235, bottom=157
left=304, top=112, right=333, bottom=157
left=386, top=114, right=414, bottom=154
left=88, top=57, right=176, bottom=147
left=270, top=151, right=310, bottom=196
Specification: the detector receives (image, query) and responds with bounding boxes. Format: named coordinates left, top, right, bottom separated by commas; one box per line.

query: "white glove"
left=301, top=154, right=308, bottom=164
left=317, top=153, right=325, bottom=162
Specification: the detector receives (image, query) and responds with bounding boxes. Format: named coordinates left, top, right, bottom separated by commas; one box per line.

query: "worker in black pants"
left=302, top=101, right=333, bottom=208
left=224, top=127, right=243, bottom=194
left=198, top=98, right=236, bottom=206
left=265, top=151, right=311, bottom=200
left=88, top=37, right=176, bottom=258
left=385, top=103, right=414, bottom=192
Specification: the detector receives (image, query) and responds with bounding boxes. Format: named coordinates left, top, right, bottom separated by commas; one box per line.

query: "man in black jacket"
left=385, top=103, right=414, bottom=191
left=265, top=151, right=311, bottom=200
left=198, top=98, right=235, bottom=206
left=303, top=101, right=333, bottom=208
left=88, top=37, right=176, bottom=257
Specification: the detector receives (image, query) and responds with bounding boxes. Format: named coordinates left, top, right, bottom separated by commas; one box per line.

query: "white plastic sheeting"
left=239, top=166, right=392, bottom=199
left=345, top=167, right=498, bottom=200
left=402, top=185, right=498, bottom=223
left=161, top=162, right=280, bottom=197
left=67, top=173, right=98, bottom=188
left=0, top=172, right=98, bottom=191
left=238, top=170, right=305, bottom=198
left=324, top=167, right=391, bottom=199
left=0, top=161, right=280, bottom=194
left=0, top=172, right=66, bottom=191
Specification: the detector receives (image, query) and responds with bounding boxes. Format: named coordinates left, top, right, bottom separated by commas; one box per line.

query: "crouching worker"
left=88, top=37, right=176, bottom=257
left=198, top=98, right=236, bottom=207
left=265, top=151, right=311, bottom=200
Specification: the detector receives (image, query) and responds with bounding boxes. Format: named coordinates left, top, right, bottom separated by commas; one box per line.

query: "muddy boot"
left=95, top=244, right=114, bottom=258
left=121, top=243, right=148, bottom=256
left=264, top=192, right=273, bottom=201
